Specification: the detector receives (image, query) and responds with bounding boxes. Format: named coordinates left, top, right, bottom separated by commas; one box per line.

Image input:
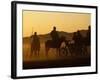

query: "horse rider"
left=86, top=25, right=91, bottom=46
left=73, top=30, right=83, bottom=55
left=50, top=26, right=59, bottom=47
left=31, top=32, right=40, bottom=55
left=83, top=25, right=91, bottom=54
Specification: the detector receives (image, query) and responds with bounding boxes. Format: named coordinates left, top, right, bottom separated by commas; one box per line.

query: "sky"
left=23, top=10, right=91, bottom=37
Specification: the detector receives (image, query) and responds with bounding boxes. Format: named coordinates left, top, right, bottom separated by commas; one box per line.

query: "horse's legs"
left=84, top=46, right=89, bottom=55
left=34, top=50, right=37, bottom=56
left=65, top=46, right=69, bottom=56
left=30, top=46, right=33, bottom=57
left=46, top=47, right=49, bottom=56
left=82, top=45, right=86, bottom=55
left=59, top=48, right=61, bottom=56
left=56, top=48, right=60, bottom=56
left=37, top=50, right=39, bottom=56
left=68, top=45, right=72, bottom=56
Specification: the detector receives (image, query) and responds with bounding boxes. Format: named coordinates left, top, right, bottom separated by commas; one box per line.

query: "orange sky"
left=23, top=10, right=91, bottom=37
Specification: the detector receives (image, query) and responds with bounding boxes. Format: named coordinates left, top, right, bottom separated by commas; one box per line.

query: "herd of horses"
left=30, top=35, right=90, bottom=57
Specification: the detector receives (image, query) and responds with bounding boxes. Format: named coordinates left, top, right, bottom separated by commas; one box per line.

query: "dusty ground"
left=23, top=42, right=90, bottom=69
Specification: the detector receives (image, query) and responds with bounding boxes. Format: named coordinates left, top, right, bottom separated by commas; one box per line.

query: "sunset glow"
left=23, top=10, right=91, bottom=37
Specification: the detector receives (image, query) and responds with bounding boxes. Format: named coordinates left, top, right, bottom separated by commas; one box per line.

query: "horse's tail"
left=45, top=40, right=50, bottom=56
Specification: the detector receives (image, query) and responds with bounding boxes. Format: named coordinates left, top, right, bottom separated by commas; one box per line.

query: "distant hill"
left=23, top=30, right=88, bottom=43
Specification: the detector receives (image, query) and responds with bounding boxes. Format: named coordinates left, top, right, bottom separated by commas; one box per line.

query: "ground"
left=23, top=42, right=90, bottom=69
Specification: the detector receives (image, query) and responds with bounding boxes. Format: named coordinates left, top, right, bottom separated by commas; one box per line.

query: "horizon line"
left=23, top=29, right=88, bottom=38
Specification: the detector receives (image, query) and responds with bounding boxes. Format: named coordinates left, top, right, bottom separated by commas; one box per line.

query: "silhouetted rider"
left=50, top=26, right=59, bottom=47
left=31, top=32, right=40, bottom=55
left=73, top=30, right=83, bottom=55
left=50, top=26, right=59, bottom=41
left=76, top=30, right=83, bottom=46
left=86, top=25, right=91, bottom=46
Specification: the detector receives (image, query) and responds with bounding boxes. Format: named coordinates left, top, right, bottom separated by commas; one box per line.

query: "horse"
left=81, top=37, right=91, bottom=55
left=65, top=40, right=76, bottom=56
left=59, top=39, right=84, bottom=56
left=67, top=37, right=90, bottom=56
left=45, top=36, right=66, bottom=56
left=30, top=37, right=40, bottom=56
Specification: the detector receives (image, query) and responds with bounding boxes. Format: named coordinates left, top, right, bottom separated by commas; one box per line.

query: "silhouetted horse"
left=45, top=36, right=66, bottom=56
left=81, top=37, right=90, bottom=55
left=67, top=37, right=90, bottom=56
left=30, top=36, right=40, bottom=56
left=65, top=40, right=75, bottom=56
left=30, top=42, right=40, bottom=56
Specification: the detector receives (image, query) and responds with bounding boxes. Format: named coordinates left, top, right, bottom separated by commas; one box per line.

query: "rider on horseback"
left=73, top=30, right=83, bottom=55
left=31, top=32, right=40, bottom=55
left=86, top=25, right=91, bottom=46
left=50, top=26, right=59, bottom=47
